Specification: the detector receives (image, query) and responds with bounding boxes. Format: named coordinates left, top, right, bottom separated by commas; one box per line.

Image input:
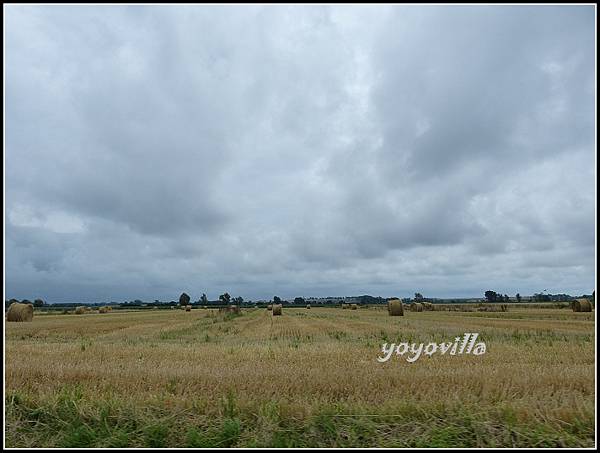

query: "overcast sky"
left=5, top=5, right=596, bottom=303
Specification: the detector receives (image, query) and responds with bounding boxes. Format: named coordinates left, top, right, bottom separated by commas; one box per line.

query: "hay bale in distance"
left=6, top=302, right=34, bottom=322
left=75, top=306, right=87, bottom=315
left=272, top=304, right=282, bottom=316
left=267, top=304, right=273, bottom=311
left=228, top=305, right=240, bottom=314
left=410, top=303, right=424, bottom=312
left=351, top=304, right=358, bottom=310
left=185, top=305, right=192, bottom=312
left=98, top=306, right=108, bottom=314
left=306, top=304, right=311, bottom=309
left=342, top=304, right=348, bottom=309
left=573, top=299, right=592, bottom=312
left=388, top=299, right=404, bottom=316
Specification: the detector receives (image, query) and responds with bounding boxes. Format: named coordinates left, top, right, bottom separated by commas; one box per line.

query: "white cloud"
left=5, top=5, right=595, bottom=302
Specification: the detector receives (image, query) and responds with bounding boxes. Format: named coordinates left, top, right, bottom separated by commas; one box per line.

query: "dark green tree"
left=179, top=293, right=191, bottom=306
left=33, top=298, right=45, bottom=307
left=484, top=291, right=497, bottom=302
left=233, top=296, right=243, bottom=305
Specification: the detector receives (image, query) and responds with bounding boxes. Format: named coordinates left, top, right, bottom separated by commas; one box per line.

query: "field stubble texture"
left=5, top=306, right=595, bottom=447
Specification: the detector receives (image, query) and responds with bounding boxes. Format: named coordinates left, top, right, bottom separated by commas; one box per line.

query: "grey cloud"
left=5, top=5, right=595, bottom=302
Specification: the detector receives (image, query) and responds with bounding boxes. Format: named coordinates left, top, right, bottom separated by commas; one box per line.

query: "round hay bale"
left=342, top=304, right=348, bottom=309
left=572, top=299, right=592, bottom=312
left=75, top=306, right=87, bottom=315
left=387, top=299, right=404, bottom=316
left=106, top=306, right=113, bottom=311
left=6, top=302, right=34, bottom=322
left=410, top=303, right=424, bottom=312
left=98, top=306, right=108, bottom=314
left=185, top=305, right=192, bottom=312
left=228, top=305, right=240, bottom=314
left=306, top=304, right=311, bottom=309
left=272, top=304, right=282, bottom=316
left=267, top=304, right=273, bottom=311
left=351, top=304, right=358, bottom=310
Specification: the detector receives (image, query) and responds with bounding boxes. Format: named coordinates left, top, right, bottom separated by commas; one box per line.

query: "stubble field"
left=4, top=306, right=596, bottom=447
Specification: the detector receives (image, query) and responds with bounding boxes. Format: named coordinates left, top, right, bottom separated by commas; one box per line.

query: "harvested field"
left=4, top=306, right=595, bottom=447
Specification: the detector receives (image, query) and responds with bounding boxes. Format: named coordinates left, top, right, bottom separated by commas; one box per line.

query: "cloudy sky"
left=5, top=5, right=596, bottom=303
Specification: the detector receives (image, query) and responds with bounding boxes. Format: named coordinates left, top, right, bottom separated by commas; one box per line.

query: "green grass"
left=5, top=390, right=594, bottom=448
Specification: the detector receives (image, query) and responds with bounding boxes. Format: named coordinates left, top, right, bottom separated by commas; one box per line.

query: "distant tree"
left=233, top=296, right=243, bottom=305
left=6, top=298, right=19, bottom=309
left=414, top=293, right=424, bottom=302
left=219, top=293, right=231, bottom=305
left=503, top=294, right=509, bottom=303
left=179, top=293, right=191, bottom=306
left=294, top=297, right=305, bottom=304
left=33, top=299, right=45, bottom=307
left=516, top=293, right=521, bottom=303
left=484, top=291, right=497, bottom=303
left=21, top=299, right=32, bottom=305
left=201, top=293, right=208, bottom=304
left=134, top=299, right=143, bottom=305
left=273, top=296, right=281, bottom=304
